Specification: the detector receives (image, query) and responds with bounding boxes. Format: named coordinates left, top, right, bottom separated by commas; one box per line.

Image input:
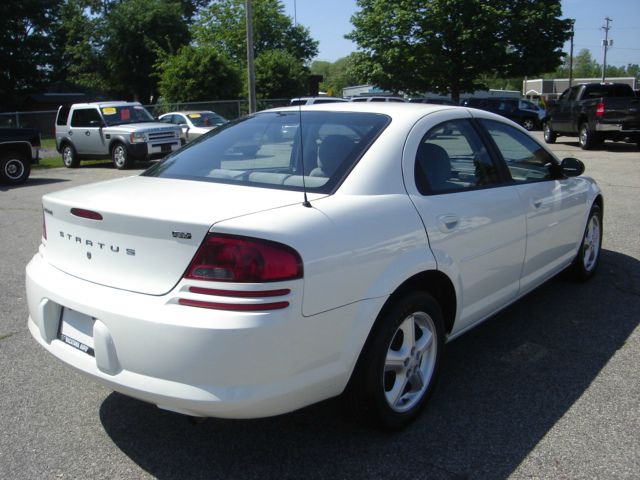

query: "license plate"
left=58, top=308, right=95, bottom=356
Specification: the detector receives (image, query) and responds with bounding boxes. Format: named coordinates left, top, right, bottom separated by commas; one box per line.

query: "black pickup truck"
left=0, top=127, right=41, bottom=184
left=543, top=83, right=640, bottom=150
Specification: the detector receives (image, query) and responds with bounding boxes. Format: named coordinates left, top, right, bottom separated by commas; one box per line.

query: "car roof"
left=74, top=101, right=142, bottom=108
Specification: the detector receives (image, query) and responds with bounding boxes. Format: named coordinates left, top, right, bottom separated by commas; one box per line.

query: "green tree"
left=311, top=54, right=366, bottom=97
left=157, top=45, right=242, bottom=102
left=347, top=0, right=571, bottom=102
left=0, top=0, right=63, bottom=110
left=252, top=49, right=308, bottom=99
left=101, top=0, right=190, bottom=103
left=193, top=0, right=318, bottom=64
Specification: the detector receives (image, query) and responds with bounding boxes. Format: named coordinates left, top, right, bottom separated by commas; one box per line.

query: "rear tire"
left=111, top=143, right=132, bottom=169
left=543, top=122, right=557, bottom=143
left=0, top=151, right=30, bottom=184
left=568, top=204, right=602, bottom=282
left=579, top=123, right=597, bottom=150
left=62, top=143, right=79, bottom=168
left=345, top=291, right=445, bottom=430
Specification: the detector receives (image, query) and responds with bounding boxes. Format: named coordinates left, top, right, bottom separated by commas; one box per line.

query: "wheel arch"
left=0, top=141, right=31, bottom=161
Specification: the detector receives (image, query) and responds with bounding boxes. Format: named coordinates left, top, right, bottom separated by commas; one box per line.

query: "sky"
left=280, top=0, right=640, bottom=67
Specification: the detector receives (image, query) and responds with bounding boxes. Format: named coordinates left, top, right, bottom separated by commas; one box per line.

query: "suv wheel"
left=62, top=144, right=79, bottom=168
left=112, top=143, right=132, bottom=169
left=0, top=152, right=30, bottom=184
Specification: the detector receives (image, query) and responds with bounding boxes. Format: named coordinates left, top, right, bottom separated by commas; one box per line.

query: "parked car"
left=350, top=95, right=406, bottom=102
left=158, top=111, right=228, bottom=143
left=460, top=97, right=541, bottom=130
left=290, top=97, right=348, bottom=106
left=0, top=127, right=40, bottom=184
left=27, top=103, right=602, bottom=429
left=543, top=82, right=640, bottom=149
left=55, top=101, right=181, bottom=169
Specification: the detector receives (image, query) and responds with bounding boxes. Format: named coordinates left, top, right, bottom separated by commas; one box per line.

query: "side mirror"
left=560, top=157, right=585, bottom=177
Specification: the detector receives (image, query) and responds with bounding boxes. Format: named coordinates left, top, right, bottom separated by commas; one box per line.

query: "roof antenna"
left=294, top=0, right=312, bottom=208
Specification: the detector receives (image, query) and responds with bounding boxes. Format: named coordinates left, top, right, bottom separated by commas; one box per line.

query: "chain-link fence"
left=0, top=98, right=291, bottom=139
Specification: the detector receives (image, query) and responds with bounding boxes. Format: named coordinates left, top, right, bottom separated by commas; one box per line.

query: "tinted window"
left=415, top=119, right=502, bottom=194
left=56, top=106, right=70, bottom=126
left=480, top=119, right=556, bottom=182
left=70, top=108, right=101, bottom=127
left=144, top=111, right=390, bottom=194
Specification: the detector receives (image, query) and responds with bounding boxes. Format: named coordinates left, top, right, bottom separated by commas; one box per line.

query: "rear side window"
left=56, top=106, right=70, bottom=126
left=144, top=111, right=390, bottom=194
left=480, top=119, right=556, bottom=182
left=70, top=108, right=102, bottom=127
left=415, top=119, right=503, bottom=194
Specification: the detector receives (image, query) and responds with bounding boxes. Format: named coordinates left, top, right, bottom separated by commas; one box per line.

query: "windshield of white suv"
left=143, top=111, right=390, bottom=194
left=101, top=105, right=155, bottom=126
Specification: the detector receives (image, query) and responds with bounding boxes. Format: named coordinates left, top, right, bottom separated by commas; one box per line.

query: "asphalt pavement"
left=1, top=135, right=638, bottom=479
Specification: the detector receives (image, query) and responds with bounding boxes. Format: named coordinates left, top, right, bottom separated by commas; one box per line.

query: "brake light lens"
left=185, top=234, right=303, bottom=283
left=596, top=102, right=605, bottom=117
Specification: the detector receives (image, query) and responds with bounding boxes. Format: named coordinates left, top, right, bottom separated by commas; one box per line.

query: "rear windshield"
left=143, top=111, right=390, bottom=193
left=583, top=84, right=635, bottom=98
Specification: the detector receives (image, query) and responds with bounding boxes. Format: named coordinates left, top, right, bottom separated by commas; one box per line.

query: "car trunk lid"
left=42, top=176, right=318, bottom=295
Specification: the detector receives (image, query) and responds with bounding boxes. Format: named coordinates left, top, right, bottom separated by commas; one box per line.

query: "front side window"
left=480, top=119, right=557, bottom=182
left=415, top=119, right=503, bottom=194
left=187, top=112, right=227, bottom=127
left=144, top=111, right=390, bottom=194
left=70, top=108, right=101, bottom=127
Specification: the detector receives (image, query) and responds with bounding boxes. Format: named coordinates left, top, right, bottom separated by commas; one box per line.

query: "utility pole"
left=601, top=16, right=613, bottom=82
left=568, top=19, right=575, bottom=88
left=246, top=0, right=256, bottom=114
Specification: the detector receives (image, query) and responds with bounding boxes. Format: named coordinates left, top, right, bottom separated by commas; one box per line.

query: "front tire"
left=111, top=143, right=132, bottom=169
left=521, top=118, right=535, bottom=131
left=0, top=152, right=30, bottom=184
left=543, top=122, right=557, bottom=143
left=569, top=204, right=602, bottom=281
left=346, top=292, right=445, bottom=429
left=62, top=144, right=79, bottom=168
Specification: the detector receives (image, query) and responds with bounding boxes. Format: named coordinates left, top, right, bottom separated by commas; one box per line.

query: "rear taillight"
left=596, top=102, right=605, bottom=117
left=184, top=234, right=303, bottom=283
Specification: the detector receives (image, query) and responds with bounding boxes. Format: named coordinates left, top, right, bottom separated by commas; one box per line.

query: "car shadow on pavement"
left=556, top=140, right=638, bottom=153
left=99, top=248, right=639, bottom=479
left=0, top=177, right=69, bottom=191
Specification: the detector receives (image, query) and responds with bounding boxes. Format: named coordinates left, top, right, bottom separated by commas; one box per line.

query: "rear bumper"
left=26, top=251, right=381, bottom=418
left=595, top=122, right=640, bottom=134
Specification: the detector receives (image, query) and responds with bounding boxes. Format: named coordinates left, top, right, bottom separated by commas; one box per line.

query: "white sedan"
left=26, top=103, right=602, bottom=429
left=158, top=111, right=228, bottom=143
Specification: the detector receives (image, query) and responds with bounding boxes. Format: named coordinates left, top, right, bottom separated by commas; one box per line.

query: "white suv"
left=55, top=102, right=181, bottom=169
